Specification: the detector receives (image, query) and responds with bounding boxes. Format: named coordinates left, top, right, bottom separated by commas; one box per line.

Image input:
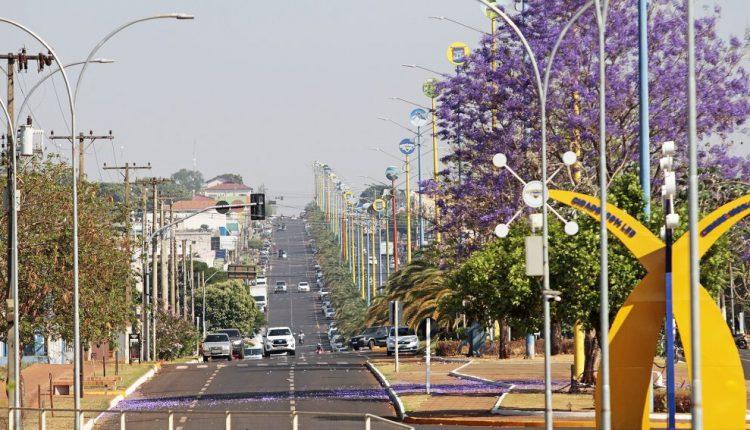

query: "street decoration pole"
left=386, top=167, right=400, bottom=271
left=686, top=0, right=703, bottom=426
left=477, top=1, right=610, bottom=428
left=638, top=0, right=651, bottom=217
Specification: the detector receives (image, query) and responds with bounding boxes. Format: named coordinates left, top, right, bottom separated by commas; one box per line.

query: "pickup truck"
left=200, top=333, right=233, bottom=362
left=217, top=328, right=245, bottom=359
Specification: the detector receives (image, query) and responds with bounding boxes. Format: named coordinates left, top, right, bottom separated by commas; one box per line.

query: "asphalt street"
left=97, top=219, right=399, bottom=430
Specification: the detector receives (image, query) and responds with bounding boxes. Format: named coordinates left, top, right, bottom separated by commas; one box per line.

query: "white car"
left=297, top=282, right=310, bottom=292
left=264, top=327, right=296, bottom=356
left=386, top=327, right=419, bottom=356
left=274, top=281, right=287, bottom=293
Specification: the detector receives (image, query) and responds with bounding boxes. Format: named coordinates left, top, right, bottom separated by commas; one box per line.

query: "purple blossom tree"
left=428, top=0, right=750, bottom=254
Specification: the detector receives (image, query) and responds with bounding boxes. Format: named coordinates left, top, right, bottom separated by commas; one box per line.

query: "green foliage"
left=247, top=238, right=264, bottom=250
left=0, top=159, right=133, bottom=348
left=305, top=204, right=367, bottom=337
left=192, top=261, right=228, bottom=285
left=171, top=169, right=204, bottom=195
left=215, top=173, right=244, bottom=184
left=155, top=308, right=199, bottom=360
left=195, top=280, right=264, bottom=335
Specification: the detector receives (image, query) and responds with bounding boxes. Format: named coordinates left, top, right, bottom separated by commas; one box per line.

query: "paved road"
left=99, top=219, right=398, bottom=430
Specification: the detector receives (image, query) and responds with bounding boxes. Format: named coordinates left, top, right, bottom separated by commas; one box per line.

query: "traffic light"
left=251, top=193, right=265, bottom=220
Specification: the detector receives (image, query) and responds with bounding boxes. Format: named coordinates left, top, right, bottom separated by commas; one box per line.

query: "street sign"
left=409, top=108, right=429, bottom=128
left=372, top=198, right=386, bottom=212
left=423, top=78, right=438, bottom=99
left=446, top=42, right=470, bottom=66
left=399, top=138, right=415, bottom=155
left=227, top=264, right=257, bottom=280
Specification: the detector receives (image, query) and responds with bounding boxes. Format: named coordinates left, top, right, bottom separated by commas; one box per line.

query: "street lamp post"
left=476, top=1, right=609, bottom=428
left=0, top=18, right=76, bottom=430
left=386, top=167, right=400, bottom=271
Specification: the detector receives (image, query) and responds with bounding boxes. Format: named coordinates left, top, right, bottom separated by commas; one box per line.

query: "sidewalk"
left=369, top=354, right=750, bottom=428
left=0, top=360, right=158, bottom=429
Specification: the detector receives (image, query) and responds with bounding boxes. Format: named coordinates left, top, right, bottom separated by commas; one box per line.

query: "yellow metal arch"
left=548, top=189, right=747, bottom=429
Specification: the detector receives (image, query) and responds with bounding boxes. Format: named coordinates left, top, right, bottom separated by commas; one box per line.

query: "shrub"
left=653, top=388, right=691, bottom=413
left=435, top=340, right=463, bottom=356
left=155, top=309, right=199, bottom=361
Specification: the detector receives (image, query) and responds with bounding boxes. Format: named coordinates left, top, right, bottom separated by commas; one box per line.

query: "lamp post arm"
left=74, top=14, right=193, bottom=103
left=145, top=203, right=252, bottom=246
left=542, top=1, right=595, bottom=97
left=18, top=60, right=112, bottom=119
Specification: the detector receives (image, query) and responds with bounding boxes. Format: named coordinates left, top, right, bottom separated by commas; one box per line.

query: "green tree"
left=170, top=168, right=204, bottom=195
left=195, top=280, right=264, bottom=335
left=0, top=159, right=132, bottom=351
left=216, top=173, right=243, bottom=184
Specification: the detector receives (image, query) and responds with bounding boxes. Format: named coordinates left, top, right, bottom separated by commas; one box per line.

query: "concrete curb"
left=365, top=361, right=407, bottom=421
left=403, top=416, right=595, bottom=428
left=82, top=363, right=161, bottom=430
left=448, top=360, right=508, bottom=388
left=429, top=356, right=471, bottom=364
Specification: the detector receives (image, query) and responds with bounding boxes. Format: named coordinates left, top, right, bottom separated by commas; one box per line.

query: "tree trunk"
left=498, top=318, right=511, bottom=359
left=581, top=328, right=600, bottom=385
left=551, top=321, right=563, bottom=355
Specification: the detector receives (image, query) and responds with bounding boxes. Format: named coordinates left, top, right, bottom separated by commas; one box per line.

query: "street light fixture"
left=428, top=15, right=490, bottom=35
left=401, top=64, right=452, bottom=78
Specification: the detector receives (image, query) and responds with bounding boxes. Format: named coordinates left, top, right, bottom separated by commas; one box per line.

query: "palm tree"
left=366, top=259, right=455, bottom=330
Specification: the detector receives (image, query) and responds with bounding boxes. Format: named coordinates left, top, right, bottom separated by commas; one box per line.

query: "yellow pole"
left=371, top=215, right=377, bottom=297
left=431, top=97, right=441, bottom=244
left=574, top=322, right=585, bottom=380
left=405, top=154, right=412, bottom=263
left=351, top=213, right=356, bottom=285
left=358, top=218, right=365, bottom=299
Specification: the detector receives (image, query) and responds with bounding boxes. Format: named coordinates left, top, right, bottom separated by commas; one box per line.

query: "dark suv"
left=349, top=326, right=390, bottom=350
left=217, top=328, right=245, bottom=359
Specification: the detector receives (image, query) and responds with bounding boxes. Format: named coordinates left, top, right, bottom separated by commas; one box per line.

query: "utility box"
left=525, top=236, right=543, bottom=277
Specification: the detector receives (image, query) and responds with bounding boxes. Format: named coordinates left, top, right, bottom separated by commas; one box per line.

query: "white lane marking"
left=176, top=427, right=183, bottom=430
left=197, top=365, right=208, bottom=369
left=176, top=365, right=188, bottom=370
left=318, top=362, right=328, bottom=365
left=237, top=363, right=248, bottom=367
left=337, top=362, right=348, bottom=365
left=257, top=363, right=268, bottom=367
left=179, top=417, right=187, bottom=423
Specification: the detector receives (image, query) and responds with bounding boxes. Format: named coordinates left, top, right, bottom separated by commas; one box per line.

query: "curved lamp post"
left=17, top=59, right=115, bottom=119
left=475, top=0, right=609, bottom=428
left=0, top=17, right=76, bottom=430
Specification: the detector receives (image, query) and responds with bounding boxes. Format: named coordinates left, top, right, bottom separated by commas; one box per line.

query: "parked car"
left=243, top=345, right=264, bottom=360
left=324, top=308, right=336, bottom=319
left=349, top=326, right=390, bottom=350
left=200, top=333, right=232, bottom=362
left=318, top=291, right=330, bottom=301
left=297, top=281, right=310, bottom=292
left=274, top=281, right=287, bottom=293
left=217, top=328, right=245, bottom=359
left=330, top=334, right=346, bottom=351
left=386, top=327, right=419, bottom=356
left=264, top=326, right=296, bottom=357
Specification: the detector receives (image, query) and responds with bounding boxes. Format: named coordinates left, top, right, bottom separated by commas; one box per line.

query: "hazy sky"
left=3, top=1, right=747, bottom=214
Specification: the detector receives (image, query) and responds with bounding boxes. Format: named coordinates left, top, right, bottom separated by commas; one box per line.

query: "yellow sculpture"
left=549, top=189, right=748, bottom=429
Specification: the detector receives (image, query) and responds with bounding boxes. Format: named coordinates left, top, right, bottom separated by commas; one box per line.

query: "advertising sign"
left=422, top=78, right=438, bottom=99
left=398, top=138, right=416, bottom=155
left=446, top=42, right=470, bottom=66
left=219, top=236, right=237, bottom=251
left=409, top=108, right=429, bottom=128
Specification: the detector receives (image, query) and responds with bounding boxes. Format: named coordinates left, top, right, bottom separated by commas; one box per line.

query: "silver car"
left=201, top=333, right=232, bottom=362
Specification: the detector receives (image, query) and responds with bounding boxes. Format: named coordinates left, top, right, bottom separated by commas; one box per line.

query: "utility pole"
left=182, top=239, right=188, bottom=320
left=137, top=177, right=170, bottom=361
left=140, top=184, right=148, bottom=361
left=189, top=244, right=195, bottom=324
left=49, top=130, right=114, bottom=181
left=2, top=48, right=54, bottom=428
left=102, top=163, right=151, bottom=316
left=102, top=162, right=152, bottom=211
left=159, top=202, right=168, bottom=312
left=170, top=205, right=177, bottom=316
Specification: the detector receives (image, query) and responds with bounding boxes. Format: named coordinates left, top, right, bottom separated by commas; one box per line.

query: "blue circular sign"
left=410, top=108, right=429, bottom=127
left=399, top=138, right=416, bottom=155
